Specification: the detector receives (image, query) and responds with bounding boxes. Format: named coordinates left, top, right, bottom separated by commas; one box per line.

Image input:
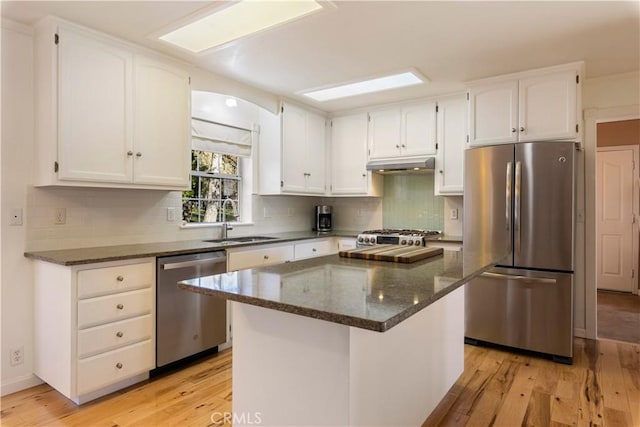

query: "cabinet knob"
left=362, top=173, right=366, bottom=177
left=116, top=303, right=124, bottom=310
left=264, top=255, right=269, bottom=260
left=395, top=144, right=400, bottom=148
left=511, top=128, right=516, bottom=133
left=116, top=331, right=124, bottom=338
left=520, top=127, right=525, bottom=132
left=136, top=152, right=142, bottom=157
left=439, top=170, right=444, bottom=174
left=116, top=362, right=123, bottom=369
left=127, top=151, right=133, bottom=156
left=401, top=144, right=406, bottom=148
left=312, top=248, right=317, bottom=252
left=116, top=275, right=124, bottom=282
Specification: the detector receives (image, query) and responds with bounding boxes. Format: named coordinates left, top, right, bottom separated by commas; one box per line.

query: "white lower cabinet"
left=293, top=238, right=335, bottom=260
left=33, top=258, right=155, bottom=404
left=226, top=243, right=295, bottom=271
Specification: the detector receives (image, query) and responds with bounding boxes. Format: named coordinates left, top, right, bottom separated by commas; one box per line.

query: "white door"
left=518, top=70, right=578, bottom=142
left=331, top=114, right=368, bottom=194
left=596, top=149, right=635, bottom=292
left=304, top=111, right=326, bottom=194
left=367, top=108, right=401, bottom=160
left=133, top=55, right=190, bottom=188
left=57, top=25, right=133, bottom=183
left=468, top=79, right=518, bottom=146
left=281, top=103, right=308, bottom=193
left=402, top=102, right=437, bottom=157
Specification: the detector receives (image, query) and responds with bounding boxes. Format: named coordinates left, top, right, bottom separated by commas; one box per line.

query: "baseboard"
left=1, top=373, right=44, bottom=396
left=574, top=328, right=587, bottom=338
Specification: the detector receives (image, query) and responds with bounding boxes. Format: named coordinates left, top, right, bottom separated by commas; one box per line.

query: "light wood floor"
left=1, top=338, right=638, bottom=427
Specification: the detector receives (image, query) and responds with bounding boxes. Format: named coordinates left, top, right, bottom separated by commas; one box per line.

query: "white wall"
left=581, top=71, right=640, bottom=339
left=1, top=21, right=41, bottom=395
left=443, top=196, right=463, bottom=236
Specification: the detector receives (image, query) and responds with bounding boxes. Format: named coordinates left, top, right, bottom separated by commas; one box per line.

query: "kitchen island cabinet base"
left=232, top=286, right=464, bottom=426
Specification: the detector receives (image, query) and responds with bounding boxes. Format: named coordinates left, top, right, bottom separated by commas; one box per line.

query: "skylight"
left=302, top=71, right=426, bottom=102
left=159, top=0, right=323, bottom=53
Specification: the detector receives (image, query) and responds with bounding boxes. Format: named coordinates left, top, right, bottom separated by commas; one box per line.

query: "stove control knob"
left=357, top=237, right=364, bottom=242
left=400, top=239, right=406, bottom=245
left=408, top=240, right=414, bottom=246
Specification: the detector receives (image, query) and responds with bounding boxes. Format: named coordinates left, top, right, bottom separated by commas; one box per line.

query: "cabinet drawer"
left=294, top=239, right=333, bottom=260
left=77, top=314, right=153, bottom=358
left=77, top=340, right=153, bottom=396
left=227, top=244, right=293, bottom=271
left=78, top=288, right=152, bottom=329
left=77, top=262, right=153, bottom=299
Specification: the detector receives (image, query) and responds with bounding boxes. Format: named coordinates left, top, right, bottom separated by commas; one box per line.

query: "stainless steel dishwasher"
left=156, top=251, right=227, bottom=368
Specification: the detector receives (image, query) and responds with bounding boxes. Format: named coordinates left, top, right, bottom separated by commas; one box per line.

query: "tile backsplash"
left=382, top=174, right=444, bottom=231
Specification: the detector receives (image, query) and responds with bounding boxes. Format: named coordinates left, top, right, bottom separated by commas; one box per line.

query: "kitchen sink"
left=203, top=236, right=278, bottom=245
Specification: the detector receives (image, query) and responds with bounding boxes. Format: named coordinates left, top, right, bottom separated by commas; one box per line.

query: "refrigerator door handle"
left=481, top=271, right=556, bottom=284
left=514, top=161, right=522, bottom=257
left=506, top=162, right=512, bottom=231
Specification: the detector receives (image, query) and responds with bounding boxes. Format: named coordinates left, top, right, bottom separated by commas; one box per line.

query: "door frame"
left=585, top=108, right=640, bottom=339
left=595, top=144, right=639, bottom=294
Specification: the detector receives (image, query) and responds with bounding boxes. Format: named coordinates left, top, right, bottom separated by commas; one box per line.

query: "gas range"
left=356, top=229, right=442, bottom=247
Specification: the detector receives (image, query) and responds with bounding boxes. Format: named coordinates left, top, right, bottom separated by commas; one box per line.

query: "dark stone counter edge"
left=23, top=231, right=359, bottom=266
left=178, top=262, right=495, bottom=333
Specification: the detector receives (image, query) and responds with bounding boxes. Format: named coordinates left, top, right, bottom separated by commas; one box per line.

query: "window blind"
left=191, top=117, right=253, bottom=157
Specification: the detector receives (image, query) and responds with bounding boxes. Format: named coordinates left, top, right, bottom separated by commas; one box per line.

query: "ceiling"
left=2, top=1, right=639, bottom=113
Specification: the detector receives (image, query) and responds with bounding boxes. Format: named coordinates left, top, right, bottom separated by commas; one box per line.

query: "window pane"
left=222, top=179, right=238, bottom=199
left=221, top=154, right=239, bottom=175
left=202, top=200, right=219, bottom=223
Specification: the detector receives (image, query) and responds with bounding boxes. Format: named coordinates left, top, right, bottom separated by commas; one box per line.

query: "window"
left=183, top=113, right=253, bottom=224
left=182, top=150, right=241, bottom=223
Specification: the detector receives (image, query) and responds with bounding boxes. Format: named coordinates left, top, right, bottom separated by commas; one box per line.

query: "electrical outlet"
left=10, top=346, right=23, bottom=366
left=450, top=208, right=458, bottom=220
left=287, top=208, right=294, bottom=217
left=167, top=207, right=177, bottom=222
left=54, top=208, right=66, bottom=225
left=9, top=208, right=23, bottom=226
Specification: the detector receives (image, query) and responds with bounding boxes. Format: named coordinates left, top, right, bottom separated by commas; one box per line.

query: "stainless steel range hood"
left=366, top=157, right=435, bottom=174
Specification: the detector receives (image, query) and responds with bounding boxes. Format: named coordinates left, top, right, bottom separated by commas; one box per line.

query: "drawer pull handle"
left=116, top=362, right=123, bottom=369
left=116, top=331, right=124, bottom=338
left=263, top=255, right=269, bottom=260
left=116, top=304, right=124, bottom=310
left=116, top=275, right=124, bottom=282
left=312, top=248, right=317, bottom=252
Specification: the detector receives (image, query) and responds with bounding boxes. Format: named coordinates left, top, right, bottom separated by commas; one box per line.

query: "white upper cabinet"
left=435, top=94, right=467, bottom=195
left=132, top=56, right=190, bottom=187
left=468, top=62, right=583, bottom=146
left=56, top=25, right=133, bottom=183
left=258, top=102, right=326, bottom=195
left=368, top=102, right=436, bottom=161
left=330, top=113, right=382, bottom=196
left=468, top=80, right=518, bottom=146
left=34, top=18, right=190, bottom=189
left=517, top=70, right=578, bottom=142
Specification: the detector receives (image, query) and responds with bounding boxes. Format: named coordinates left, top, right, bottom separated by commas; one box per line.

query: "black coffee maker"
left=314, top=205, right=332, bottom=232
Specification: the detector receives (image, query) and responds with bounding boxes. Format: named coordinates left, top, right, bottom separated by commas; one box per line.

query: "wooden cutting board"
left=338, top=245, right=444, bottom=263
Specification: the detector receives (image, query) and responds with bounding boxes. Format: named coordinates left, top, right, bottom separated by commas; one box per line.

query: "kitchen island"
left=180, top=250, right=492, bottom=426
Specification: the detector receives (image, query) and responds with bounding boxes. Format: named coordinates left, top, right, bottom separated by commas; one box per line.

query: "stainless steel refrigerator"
left=463, top=141, right=576, bottom=363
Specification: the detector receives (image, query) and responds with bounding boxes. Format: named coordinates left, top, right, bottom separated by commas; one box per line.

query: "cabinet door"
left=469, top=80, right=518, bottom=146
left=518, top=70, right=578, bottom=142
left=367, top=109, right=401, bottom=160
left=403, top=102, right=437, bottom=157
left=331, top=114, right=368, bottom=194
left=57, top=26, right=133, bottom=183
left=435, top=95, right=467, bottom=195
left=281, top=103, right=308, bottom=193
left=133, top=56, right=190, bottom=188
left=304, top=111, right=326, bottom=194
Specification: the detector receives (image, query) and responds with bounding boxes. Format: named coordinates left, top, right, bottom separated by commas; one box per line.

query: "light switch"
left=167, top=207, right=177, bottom=222
left=449, top=208, right=458, bottom=220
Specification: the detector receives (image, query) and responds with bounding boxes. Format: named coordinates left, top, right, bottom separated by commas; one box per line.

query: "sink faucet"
left=221, top=198, right=236, bottom=239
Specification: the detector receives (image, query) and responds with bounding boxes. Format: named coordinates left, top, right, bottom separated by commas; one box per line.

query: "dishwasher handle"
left=162, top=257, right=226, bottom=270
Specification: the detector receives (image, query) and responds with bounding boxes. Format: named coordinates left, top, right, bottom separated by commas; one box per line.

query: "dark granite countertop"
left=179, top=250, right=493, bottom=332
left=24, top=230, right=359, bottom=266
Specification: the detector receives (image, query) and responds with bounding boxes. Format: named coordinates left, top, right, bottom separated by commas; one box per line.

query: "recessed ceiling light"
left=302, top=71, right=427, bottom=102
left=159, top=0, right=323, bottom=53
